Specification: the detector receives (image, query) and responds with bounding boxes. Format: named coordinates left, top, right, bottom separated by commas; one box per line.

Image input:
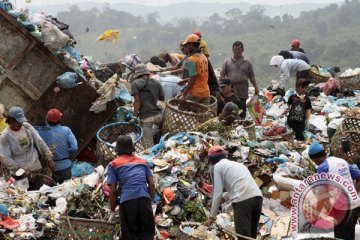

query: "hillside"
left=55, top=0, right=360, bottom=87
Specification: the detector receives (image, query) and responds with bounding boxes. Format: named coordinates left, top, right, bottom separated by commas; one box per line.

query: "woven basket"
left=0, top=159, right=10, bottom=179
left=57, top=216, right=117, bottom=240
left=175, top=95, right=218, bottom=114
left=162, top=98, right=216, bottom=134
left=309, top=70, right=330, bottom=84
left=330, top=118, right=360, bottom=163
left=339, top=73, right=360, bottom=90
left=178, top=222, right=243, bottom=240
left=96, top=122, right=144, bottom=166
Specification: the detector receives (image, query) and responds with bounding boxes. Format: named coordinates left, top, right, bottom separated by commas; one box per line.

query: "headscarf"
left=270, top=55, right=284, bottom=66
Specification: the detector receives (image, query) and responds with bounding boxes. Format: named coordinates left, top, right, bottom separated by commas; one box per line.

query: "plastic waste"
left=56, top=72, right=78, bottom=89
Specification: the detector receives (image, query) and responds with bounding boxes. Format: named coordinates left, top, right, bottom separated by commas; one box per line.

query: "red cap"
left=208, top=146, right=226, bottom=156
left=46, top=108, right=63, bottom=123
left=290, top=39, right=300, bottom=47
left=193, top=31, right=202, bottom=38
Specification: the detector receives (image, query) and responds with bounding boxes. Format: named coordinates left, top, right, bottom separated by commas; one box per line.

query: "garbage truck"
left=0, top=8, right=117, bottom=157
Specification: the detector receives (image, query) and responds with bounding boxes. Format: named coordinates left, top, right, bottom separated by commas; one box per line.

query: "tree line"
left=57, top=0, right=360, bottom=87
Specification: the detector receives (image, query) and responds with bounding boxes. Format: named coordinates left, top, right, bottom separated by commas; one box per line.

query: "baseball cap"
left=290, top=39, right=300, bottom=47
left=208, top=146, right=226, bottom=156
left=8, top=106, right=27, bottom=123
left=182, top=34, right=200, bottom=45
left=46, top=108, right=63, bottom=123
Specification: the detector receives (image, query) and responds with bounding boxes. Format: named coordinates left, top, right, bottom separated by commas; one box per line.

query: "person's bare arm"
left=133, top=94, right=141, bottom=117
left=250, top=76, right=259, bottom=95
left=146, top=176, right=155, bottom=199
left=109, top=183, right=119, bottom=212
left=181, top=77, right=196, bottom=99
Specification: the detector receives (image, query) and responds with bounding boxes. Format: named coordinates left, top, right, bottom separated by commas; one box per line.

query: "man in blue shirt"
left=46, top=108, right=78, bottom=183
left=107, top=135, right=155, bottom=240
left=308, top=142, right=360, bottom=240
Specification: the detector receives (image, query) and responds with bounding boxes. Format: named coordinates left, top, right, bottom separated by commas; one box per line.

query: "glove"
left=129, top=117, right=138, bottom=125
left=108, top=211, right=116, bottom=222
left=159, top=67, right=167, bottom=71
left=160, top=71, right=171, bottom=76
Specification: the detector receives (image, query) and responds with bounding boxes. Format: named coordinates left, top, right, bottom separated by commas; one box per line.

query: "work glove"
left=129, top=117, right=138, bottom=125
left=108, top=211, right=116, bottom=222
left=160, top=71, right=171, bottom=77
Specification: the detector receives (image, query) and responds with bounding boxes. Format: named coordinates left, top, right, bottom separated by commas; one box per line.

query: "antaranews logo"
left=291, top=172, right=359, bottom=236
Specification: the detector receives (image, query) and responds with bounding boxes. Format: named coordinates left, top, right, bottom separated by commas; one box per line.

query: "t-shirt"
left=210, top=159, right=262, bottom=218
left=186, top=52, right=210, bottom=98
left=287, top=94, right=312, bottom=125
left=317, top=157, right=360, bottom=210
left=11, top=127, right=30, bottom=150
left=221, top=57, right=255, bottom=99
left=169, top=53, right=184, bottom=66
left=131, top=78, right=164, bottom=119
left=289, top=50, right=310, bottom=64
left=177, top=55, right=189, bottom=79
left=107, top=155, right=153, bottom=204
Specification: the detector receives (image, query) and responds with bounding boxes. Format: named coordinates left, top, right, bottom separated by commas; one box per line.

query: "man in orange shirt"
left=179, top=34, right=210, bottom=105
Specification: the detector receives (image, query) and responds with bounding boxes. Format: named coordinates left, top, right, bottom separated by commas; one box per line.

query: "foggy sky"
left=17, top=0, right=339, bottom=7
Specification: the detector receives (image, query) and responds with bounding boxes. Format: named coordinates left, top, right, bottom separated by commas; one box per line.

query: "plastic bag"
left=246, top=95, right=264, bottom=125
left=42, top=21, right=70, bottom=51
left=56, top=72, right=78, bottom=89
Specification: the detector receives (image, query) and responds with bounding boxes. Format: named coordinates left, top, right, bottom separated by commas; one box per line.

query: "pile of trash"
left=0, top=165, right=108, bottom=239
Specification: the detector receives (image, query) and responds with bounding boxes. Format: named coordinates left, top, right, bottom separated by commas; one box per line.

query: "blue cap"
left=308, top=142, right=325, bottom=158
left=8, top=106, right=27, bottom=123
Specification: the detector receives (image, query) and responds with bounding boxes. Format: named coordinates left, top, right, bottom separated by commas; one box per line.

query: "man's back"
left=107, top=155, right=152, bottom=204
left=131, top=78, right=163, bottom=119
left=49, top=124, right=78, bottom=171
left=187, top=52, right=210, bottom=98
left=213, top=159, right=262, bottom=202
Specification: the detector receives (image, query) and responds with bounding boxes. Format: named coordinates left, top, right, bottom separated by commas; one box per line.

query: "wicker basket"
left=96, top=122, right=144, bottom=166
left=57, top=216, right=117, bottom=240
left=0, top=159, right=10, bottom=179
left=178, top=222, right=244, bottom=240
left=330, top=118, right=360, bottom=163
left=162, top=98, right=216, bottom=134
left=309, top=70, right=330, bottom=84
left=339, top=73, right=360, bottom=90
left=175, top=95, right=218, bottom=114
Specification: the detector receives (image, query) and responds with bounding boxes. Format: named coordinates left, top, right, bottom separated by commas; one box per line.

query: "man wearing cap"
left=308, top=142, right=360, bottom=239
left=204, top=146, right=263, bottom=238
left=0, top=106, right=54, bottom=190
left=179, top=34, right=211, bottom=105
left=46, top=108, right=78, bottom=183
left=130, top=64, right=164, bottom=149
left=220, top=41, right=259, bottom=119
left=290, top=39, right=305, bottom=53
left=107, top=135, right=155, bottom=239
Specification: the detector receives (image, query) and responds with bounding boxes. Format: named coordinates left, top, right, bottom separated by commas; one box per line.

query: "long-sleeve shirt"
left=280, top=59, right=310, bottom=86
left=0, top=123, right=52, bottom=174
left=210, top=159, right=262, bottom=218
left=48, top=125, right=78, bottom=172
